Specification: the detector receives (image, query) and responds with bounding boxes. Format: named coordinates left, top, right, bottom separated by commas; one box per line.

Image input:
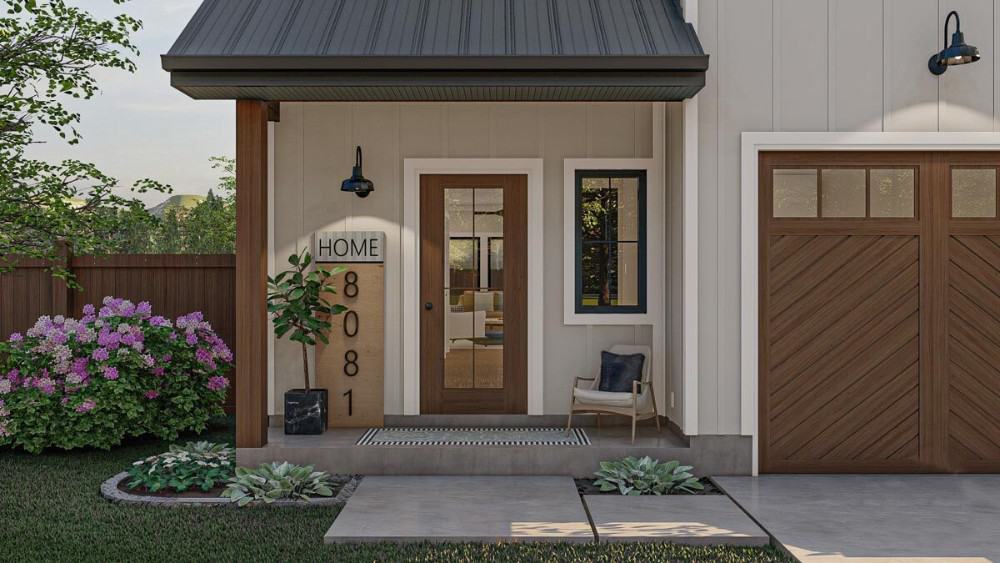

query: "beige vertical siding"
left=698, top=0, right=998, bottom=434
left=271, top=102, right=658, bottom=415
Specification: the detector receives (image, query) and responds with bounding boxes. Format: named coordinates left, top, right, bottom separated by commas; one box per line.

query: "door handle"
left=424, top=302, right=433, bottom=310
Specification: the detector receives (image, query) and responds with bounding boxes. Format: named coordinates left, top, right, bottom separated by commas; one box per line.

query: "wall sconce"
left=928, top=10, right=980, bottom=75
left=341, top=146, right=374, bottom=198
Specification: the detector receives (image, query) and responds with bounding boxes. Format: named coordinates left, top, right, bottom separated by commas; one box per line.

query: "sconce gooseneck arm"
left=944, top=10, right=960, bottom=50
left=355, top=146, right=363, bottom=169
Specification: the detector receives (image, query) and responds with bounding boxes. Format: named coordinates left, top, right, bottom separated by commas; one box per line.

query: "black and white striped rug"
left=356, top=426, right=591, bottom=446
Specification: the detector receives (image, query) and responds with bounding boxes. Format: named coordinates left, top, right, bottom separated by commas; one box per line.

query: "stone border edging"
left=100, top=471, right=361, bottom=508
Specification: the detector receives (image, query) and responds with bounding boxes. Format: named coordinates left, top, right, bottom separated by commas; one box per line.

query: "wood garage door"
left=760, top=152, right=1000, bottom=473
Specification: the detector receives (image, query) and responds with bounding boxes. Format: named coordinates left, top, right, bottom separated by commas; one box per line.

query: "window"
left=574, top=170, right=647, bottom=314
left=771, top=167, right=916, bottom=218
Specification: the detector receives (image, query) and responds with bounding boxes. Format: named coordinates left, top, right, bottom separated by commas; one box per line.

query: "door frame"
left=402, top=159, right=545, bottom=415
left=740, top=132, right=1000, bottom=475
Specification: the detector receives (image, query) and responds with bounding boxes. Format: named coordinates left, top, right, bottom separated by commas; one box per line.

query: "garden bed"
left=575, top=477, right=722, bottom=496
left=101, top=471, right=360, bottom=507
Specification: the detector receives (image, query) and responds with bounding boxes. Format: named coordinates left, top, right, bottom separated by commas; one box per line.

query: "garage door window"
left=952, top=168, right=998, bottom=218
left=772, top=167, right=915, bottom=218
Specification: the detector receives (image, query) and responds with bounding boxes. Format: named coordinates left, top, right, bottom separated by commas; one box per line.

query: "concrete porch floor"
left=237, top=421, right=750, bottom=476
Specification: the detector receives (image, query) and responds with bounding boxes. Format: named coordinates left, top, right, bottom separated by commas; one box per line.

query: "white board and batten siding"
left=270, top=102, right=662, bottom=417
left=696, top=0, right=1000, bottom=436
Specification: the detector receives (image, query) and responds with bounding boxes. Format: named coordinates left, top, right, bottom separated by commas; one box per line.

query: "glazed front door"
left=419, top=174, right=527, bottom=414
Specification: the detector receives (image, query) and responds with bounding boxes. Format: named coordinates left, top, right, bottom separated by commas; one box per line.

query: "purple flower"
left=144, top=390, right=159, bottom=400
left=35, top=377, right=56, bottom=395
left=92, top=348, right=110, bottom=362
left=185, top=333, right=199, bottom=346
left=141, top=354, right=155, bottom=368
left=102, top=367, right=119, bottom=381
left=206, top=376, right=229, bottom=392
left=75, top=399, right=96, bottom=414
left=195, top=348, right=213, bottom=365
left=149, top=316, right=170, bottom=327
left=136, top=301, right=152, bottom=317
left=8, top=332, right=23, bottom=343
left=82, top=304, right=95, bottom=316
left=151, top=367, right=165, bottom=377
left=161, top=354, right=172, bottom=363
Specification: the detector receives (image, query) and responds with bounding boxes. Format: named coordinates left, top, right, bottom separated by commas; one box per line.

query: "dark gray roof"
left=163, top=0, right=708, bottom=101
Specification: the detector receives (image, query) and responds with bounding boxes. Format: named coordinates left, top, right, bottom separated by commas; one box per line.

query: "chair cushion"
left=598, top=351, right=645, bottom=392
left=573, top=388, right=635, bottom=408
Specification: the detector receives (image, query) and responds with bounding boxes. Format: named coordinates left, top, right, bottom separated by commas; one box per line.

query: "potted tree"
left=267, top=249, right=346, bottom=434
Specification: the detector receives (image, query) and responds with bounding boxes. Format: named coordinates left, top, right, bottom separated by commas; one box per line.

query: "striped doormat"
left=356, top=426, right=591, bottom=446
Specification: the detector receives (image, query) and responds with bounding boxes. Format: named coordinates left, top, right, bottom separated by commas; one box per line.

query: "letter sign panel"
left=314, top=232, right=385, bottom=428
left=315, top=231, right=385, bottom=263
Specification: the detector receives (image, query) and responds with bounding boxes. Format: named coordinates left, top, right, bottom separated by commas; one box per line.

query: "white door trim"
left=402, top=159, right=545, bottom=415
left=741, top=131, right=1000, bottom=474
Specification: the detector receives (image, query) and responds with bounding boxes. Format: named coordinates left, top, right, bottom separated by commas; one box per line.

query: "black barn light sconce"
left=928, top=10, right=980, bottom=75
left=341, top=146, right=374, bottom=198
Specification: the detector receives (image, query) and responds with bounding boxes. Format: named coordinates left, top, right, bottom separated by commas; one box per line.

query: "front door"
left=420, top=174, right=527, bottom=414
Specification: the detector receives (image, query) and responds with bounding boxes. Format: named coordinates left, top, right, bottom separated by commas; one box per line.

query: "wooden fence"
left=0, top=251, right=236, bottom=410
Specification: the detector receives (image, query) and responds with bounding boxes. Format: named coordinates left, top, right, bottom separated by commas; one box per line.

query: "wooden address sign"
left=315, top=232, right=385, bottom=428
left=316, top=231, right=385, bottom=263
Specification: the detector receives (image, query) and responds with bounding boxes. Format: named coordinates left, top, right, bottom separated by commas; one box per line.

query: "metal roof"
left=163, top=0, right=708, bottom=101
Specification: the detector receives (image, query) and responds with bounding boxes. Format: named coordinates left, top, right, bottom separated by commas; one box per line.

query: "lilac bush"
left=0, top=297, right=232, bottom=453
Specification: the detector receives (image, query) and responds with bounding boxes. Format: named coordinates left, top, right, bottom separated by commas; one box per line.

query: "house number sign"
left=314, top=232, right=385, bottom=428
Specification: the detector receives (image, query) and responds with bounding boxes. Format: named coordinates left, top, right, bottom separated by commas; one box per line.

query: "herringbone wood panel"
left=763, top=235, right=922, bottom=471
left=948, top=236, right=1000, bottom=471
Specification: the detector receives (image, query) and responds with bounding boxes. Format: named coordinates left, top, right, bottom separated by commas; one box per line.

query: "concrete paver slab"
left=716, top=475, right=1000, bottom=563
left=324, top=475, right=594, bottom=543
left=584, top=494, right=769, bottom=545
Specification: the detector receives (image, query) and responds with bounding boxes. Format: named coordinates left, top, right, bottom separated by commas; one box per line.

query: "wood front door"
left=420, top=174, right=527, bottom=414
left=760, top=151, right=1000, bottom=473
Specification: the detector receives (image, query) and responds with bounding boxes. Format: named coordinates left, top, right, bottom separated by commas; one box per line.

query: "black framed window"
left=575, top=170, right=647, bottom=314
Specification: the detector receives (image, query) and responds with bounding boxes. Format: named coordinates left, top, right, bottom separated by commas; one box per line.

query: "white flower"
left=0, top=380, right=11, bottom=395
left=133, top=460, right=144, bottom=466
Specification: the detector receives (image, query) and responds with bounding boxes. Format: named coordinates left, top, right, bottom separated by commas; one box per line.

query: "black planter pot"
left=284, top=389, right=328, bottom=435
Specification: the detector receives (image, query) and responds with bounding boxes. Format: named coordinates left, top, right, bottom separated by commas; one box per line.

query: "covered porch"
left=163, top=0, right=712, bottom=472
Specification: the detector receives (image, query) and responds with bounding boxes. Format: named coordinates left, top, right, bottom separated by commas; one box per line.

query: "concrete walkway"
left=716, top=475, right=1000, bottom=563
left=325, top=475, right=768, bottom=545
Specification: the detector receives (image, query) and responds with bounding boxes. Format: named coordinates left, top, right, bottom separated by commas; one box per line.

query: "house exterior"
left=164, top=0, right=1000, bottom=475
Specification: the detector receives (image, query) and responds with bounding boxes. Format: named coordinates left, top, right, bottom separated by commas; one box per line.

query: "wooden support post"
left=235, top=100, right=269, bottom=448
left=51, top=240, right=72, bottom=317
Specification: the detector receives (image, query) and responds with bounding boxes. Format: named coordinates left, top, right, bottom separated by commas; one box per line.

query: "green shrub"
left=594, top=456, right=704, bottom=495
left=223, top=462, right=336, bottom=507
left=0, top=297, right=233, bottom=453
left=127, top=441, right=234, bottom=493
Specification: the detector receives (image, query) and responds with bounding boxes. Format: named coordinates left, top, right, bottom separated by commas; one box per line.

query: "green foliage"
left=222, top=462, right=336, bottom=507
left=594, top=456, right=704, bottom=496
left=267, top=249, right=347, bottom=390
left=0, top=0, right=169, bottom=280
left=126, top=441, right=233, bottom=493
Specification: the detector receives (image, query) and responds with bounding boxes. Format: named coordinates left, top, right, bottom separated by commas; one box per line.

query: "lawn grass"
left=0, top=420, right=790, bottom=562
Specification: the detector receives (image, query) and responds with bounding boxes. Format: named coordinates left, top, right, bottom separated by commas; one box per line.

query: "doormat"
left=356, top=427, right=591, bottom=446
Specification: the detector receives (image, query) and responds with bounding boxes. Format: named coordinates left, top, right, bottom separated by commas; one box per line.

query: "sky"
left=27, top=0, right=234, bottom=205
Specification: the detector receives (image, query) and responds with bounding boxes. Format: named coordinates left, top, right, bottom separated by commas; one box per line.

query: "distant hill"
left=148, top=194, right=205, bottom=217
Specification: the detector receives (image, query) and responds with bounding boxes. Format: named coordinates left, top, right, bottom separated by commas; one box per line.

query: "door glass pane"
left=773, top=169, right=818, bottom=217
left=869, top=169, right=915, bottom=217
left=581, top=242, right=640, bottom=307
left=952, top=168, right=997, bottom=218
left=821, top=169, right=867, bottom=217
left=443, top=187, right=505, bottom=391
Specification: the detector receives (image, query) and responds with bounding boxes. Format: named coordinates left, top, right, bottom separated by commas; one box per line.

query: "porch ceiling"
left=162, top=0, right=708, bottom=102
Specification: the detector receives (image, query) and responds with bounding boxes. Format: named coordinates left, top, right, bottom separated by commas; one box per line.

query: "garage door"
left=759, top=152, right=1000, bottom=473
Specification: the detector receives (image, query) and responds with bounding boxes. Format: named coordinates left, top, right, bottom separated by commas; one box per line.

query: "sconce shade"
left=341, top=146, right=374, bottom=198
left=929, top=11, right=980, bottom=75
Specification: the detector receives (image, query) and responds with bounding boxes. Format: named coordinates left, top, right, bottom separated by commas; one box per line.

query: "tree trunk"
left=301, top=340, right=310, bottom=391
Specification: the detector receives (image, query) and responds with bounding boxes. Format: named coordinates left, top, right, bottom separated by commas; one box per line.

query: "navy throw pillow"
left=598, top=351, right=645, bottom=393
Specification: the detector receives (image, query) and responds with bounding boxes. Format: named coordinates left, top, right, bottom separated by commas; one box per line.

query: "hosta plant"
left=222, top=462, right=337, bottom=507
left=127, top=441, right=234, bottom=493
left=594, top=456, right=704, bottom=495
left=0, top=297, right=233, bottom=453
